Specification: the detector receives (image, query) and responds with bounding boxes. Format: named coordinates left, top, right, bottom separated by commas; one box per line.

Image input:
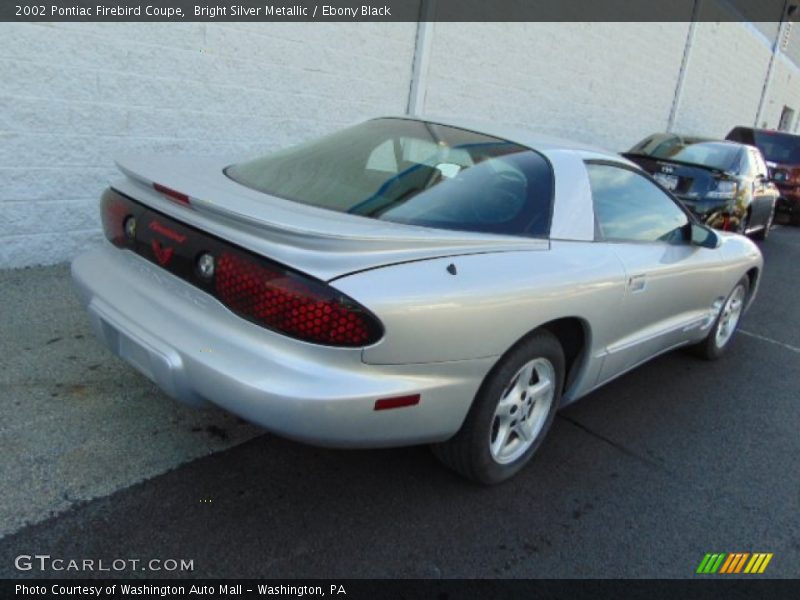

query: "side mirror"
left=691, top=223, right=720, bottom=249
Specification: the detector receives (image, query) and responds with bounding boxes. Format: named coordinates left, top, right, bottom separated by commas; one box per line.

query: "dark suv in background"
left=727, top=127, right=800, bottom=225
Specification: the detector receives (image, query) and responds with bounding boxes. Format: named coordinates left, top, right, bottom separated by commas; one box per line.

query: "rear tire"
left=431, top=330, right=565, bottom=485
left=692, top=277, right=749, bottom=361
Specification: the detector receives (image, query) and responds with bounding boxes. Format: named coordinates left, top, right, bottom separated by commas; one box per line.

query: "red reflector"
left=374, top=395, right=420, bottom=411
left=153, top=183, right=190, bottom=205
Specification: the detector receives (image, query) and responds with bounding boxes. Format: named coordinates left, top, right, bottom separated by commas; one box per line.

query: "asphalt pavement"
left=0, top=225, right=798, bottom=579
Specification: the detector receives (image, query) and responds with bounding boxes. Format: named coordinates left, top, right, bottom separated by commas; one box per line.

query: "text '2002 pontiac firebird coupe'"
left=72, top=117, right=762, bottom=483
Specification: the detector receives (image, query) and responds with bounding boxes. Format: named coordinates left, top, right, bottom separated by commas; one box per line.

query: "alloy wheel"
left=489, top=358, right=555, bottom=464
left=715, top=284, right=746, bottom=349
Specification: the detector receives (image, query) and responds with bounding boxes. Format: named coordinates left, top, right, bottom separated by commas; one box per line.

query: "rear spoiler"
left=621, top=152, right=730, bottom=177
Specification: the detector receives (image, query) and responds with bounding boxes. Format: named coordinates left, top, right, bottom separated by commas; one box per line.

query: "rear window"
left=629, top=135, right=740, bottom=171
left=226, top=118, right=554, bottom=237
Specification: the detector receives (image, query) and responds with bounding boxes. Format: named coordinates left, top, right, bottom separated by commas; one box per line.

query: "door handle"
left=628, top=274, right=647, bottom=293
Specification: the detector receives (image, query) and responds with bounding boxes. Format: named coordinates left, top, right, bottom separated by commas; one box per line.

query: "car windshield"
left=629, top=136, right=740, bottom=171
left=752, top=131, right=800, bottom=164
left=226, top=118, right=554, bottom=237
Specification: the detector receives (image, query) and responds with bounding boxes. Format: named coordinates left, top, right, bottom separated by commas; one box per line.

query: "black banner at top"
left=1, top=0, right=798, bottom=22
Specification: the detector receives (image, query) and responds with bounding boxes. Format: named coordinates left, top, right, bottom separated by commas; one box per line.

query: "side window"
left=586, top=163, right=690, bottom=243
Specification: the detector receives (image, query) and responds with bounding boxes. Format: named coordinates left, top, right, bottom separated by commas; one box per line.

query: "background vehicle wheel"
left=752, top=206, right=774, bottom=241
left=431, top=330, right=565, bottom=485
left=692, top=277, right=749, bottom=360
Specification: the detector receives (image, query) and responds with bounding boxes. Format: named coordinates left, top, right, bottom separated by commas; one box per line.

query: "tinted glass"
left=726, top=127, right=754, bottom=145
left=630, top=136, right=740, bottom=171
left=227, top=119, right=554, bottom=237
left=587, top=164, right=690, bottom=243
left=751, top=130, right=800, bottom=164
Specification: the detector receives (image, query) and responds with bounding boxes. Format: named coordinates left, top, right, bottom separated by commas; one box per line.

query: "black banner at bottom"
left=4, top=579, right=800, bottom=600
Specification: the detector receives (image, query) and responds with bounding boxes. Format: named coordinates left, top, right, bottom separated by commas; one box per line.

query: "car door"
left=585, top=162, right=725, bottom=385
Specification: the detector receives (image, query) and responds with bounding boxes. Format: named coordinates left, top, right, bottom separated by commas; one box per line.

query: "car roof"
left=730, top=126, right=800, bottom=139
left=377, top=114, right=635, bottom=165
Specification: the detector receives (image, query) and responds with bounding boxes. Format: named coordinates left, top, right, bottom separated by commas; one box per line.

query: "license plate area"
left=95, top=310, right=182, bottom=394
left=653, top=172, right=679, bottom=190
left=118, top=329, right=161, bottom=382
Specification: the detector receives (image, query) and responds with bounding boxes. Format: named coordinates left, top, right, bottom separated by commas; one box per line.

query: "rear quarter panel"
left=332, top=243, right=627, bottom=376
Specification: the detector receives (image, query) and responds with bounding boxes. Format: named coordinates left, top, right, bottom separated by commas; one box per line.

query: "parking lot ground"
left=0, top=263, right=261, bottom=539
left=0, top=226, right=798, bottom=578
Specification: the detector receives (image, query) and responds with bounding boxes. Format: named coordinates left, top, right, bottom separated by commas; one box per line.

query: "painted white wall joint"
left=406, top=0, right=435, bottom=115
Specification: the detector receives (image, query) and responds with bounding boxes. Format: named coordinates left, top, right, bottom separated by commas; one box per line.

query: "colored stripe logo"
left=696, top=552, right=773, bottom=574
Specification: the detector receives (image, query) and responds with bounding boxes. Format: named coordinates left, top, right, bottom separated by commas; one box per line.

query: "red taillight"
left=215, top=250, right=381, bottom=347
left=153, top=183, right=190, bottom=205
left=100, top=189, right=134, bottom=247
left=98, top=188, right=383, bottom=347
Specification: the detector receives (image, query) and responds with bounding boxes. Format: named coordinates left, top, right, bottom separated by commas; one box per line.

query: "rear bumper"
left=71, top=244, right=494, bottom=447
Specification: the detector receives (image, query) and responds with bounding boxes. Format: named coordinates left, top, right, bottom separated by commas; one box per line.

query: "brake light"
left=215, top=250, right=381, bottom=347
left=100, top=189, right=135, bottom=247
left=707, top=180, right=738, bottom=199
left=153, top=183, right=190, bottom=205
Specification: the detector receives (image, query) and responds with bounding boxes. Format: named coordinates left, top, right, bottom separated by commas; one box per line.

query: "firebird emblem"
left=151, top=240, right=174, bottom=266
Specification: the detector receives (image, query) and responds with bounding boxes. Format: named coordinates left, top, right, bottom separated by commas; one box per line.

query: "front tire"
left=431, top=330, right=565, bottom=484
left=692, top=277, right=749, bottom=360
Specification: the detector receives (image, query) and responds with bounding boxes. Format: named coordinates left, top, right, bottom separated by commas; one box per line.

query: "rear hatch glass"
left=628, top=135, right=740, bottom=172
left=226, top=118, right=554, bottom=238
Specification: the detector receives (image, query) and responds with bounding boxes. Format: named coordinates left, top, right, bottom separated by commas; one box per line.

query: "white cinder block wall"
left=1, top=19, right=799, bottom=268
left=673, top=22, right=773, bottom=135
left=764, top=54, right=800, bottom=127
left=423, top=22, right=691, bottom=150
left=0, top=22, right=418, bottom=267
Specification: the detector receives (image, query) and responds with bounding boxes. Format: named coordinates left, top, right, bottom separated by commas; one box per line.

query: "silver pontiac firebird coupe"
left=72, top=117, right=763, bottom=483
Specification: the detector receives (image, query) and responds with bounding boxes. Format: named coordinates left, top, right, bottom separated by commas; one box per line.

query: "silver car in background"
left=71, top=117, right=763, bottom=483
